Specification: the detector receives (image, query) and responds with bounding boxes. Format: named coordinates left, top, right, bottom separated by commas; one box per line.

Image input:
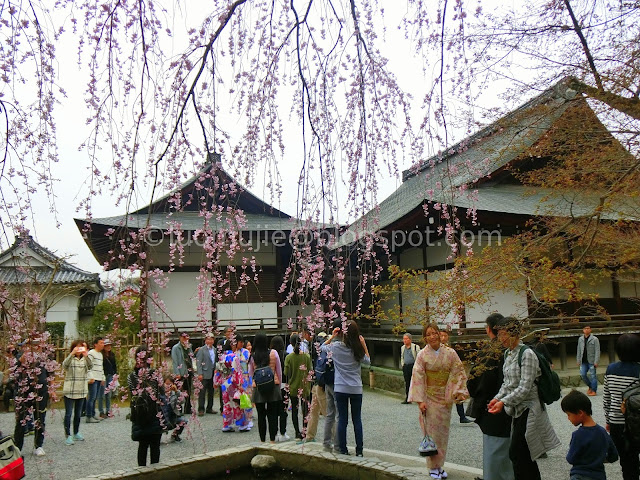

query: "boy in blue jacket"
left=561, top=390, right=618, bottom=480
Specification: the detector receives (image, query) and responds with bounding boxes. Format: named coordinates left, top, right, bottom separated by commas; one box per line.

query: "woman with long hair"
left=62, top=339, right=92, bottom=446
left=269, top=335, right=290, bottom=441
left=323, top=320, right=370, bottom=456
left=284, top=333, right=313, bottom=440
left=249, top=332, right=283, bottom=442
left=127, top=345, right=164, bottom=466
left=409, top=323, right=469, bottom=479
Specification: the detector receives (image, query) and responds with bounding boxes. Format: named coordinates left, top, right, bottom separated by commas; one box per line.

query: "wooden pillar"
left=559, top=340, right=567, bottom=371
left=369, top=340, right=376, bottom=365
left=392, top=342, right=400, bottom=369
left=609, top=336, right=616, bottom=364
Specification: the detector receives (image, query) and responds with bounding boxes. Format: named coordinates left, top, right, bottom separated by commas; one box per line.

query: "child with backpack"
left=561, top=390, right=618, bottom=480
left=161, top=374, right=188, bottom=443
left=603, top=333, right=640, bottom=480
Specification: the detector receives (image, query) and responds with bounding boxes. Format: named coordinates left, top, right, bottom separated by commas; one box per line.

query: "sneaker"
left=222, top=426, right=234, bottom=432
left=280, top=433, right=291, bottom=442
left=459, top=417, right=473, bottom=424
left=356, top=452, right=363, bottom=457
left=238, top=425, right=251, bottom=432
left=588, top=390, right=597, bottom=396
left=275, top=434, right=282, bottom=442
left=171, top=434, right=182, bottom=442
left=295, top=432, right=303, bottom=440
left=73, top=433, right=85, bottom=441
left=65, top=435, right=75, bottom=446
left=438, top=468, right=448, bottom=479
left=248, top=421, right=254, bottom=428
left=323, top=444, right=333, bottom=452
left=99, top=412, right=107, bottom=419
left=429, top=469, right=441, bottom=479
left=86, top=417, right=100, bottom=423
left=401, top=400, right=410, bottom=404
left=33, top=447, right=46, bottom=456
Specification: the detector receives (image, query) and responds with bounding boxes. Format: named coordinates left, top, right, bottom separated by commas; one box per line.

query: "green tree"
left=90, top=293, right=141, bottom=339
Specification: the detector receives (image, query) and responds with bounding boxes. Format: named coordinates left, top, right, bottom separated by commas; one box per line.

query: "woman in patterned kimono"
left=214, top=341, right=244, bottom=432
left=408, top=323, right=469, bottom=480
left=234, top=334, right=253, bottom=431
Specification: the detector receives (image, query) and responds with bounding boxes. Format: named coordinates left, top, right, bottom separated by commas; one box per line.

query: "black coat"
left=466, top=339, right=511, bottom=438
left=128, top=370, right=164, bottom=440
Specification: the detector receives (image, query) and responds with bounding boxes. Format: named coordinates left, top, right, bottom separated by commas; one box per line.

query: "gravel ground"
left=0, top=386, right=624, bottom=480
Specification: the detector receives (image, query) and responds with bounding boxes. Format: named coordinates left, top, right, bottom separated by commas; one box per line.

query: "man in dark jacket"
left=467, top=313, right=513, bottom=480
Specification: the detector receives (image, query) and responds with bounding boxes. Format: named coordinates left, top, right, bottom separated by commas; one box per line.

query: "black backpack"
left=622, top=380, right=640, bottom=450
left=314, top=349, right=334, bottom=387
left=253, top=366, right=275, bottom=395
left=129, top=375, right=160, bottom=425
left=517, top=345, right=561, bottom=405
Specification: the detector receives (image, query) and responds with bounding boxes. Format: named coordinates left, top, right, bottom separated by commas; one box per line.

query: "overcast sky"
left=6, top=1, right=510, bottom=275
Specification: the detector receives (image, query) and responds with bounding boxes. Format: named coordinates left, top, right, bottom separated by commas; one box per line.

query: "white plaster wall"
left=217, top=302, right=278, bottom=329
left=400, top=275, right=427, bottom=324
left=619, top=272, right=640, bottom=298
left=0, top=246, right=49, bottom=268
left=425, top=243, right=455, bottom=268
left=465, top=286, right=529, bottom=327
left=148, top=271, right=203, bottom=330
left=399, top=248, right=423, bottom=269
left=45, top=294, right=80, bottom=339
left=578, top=271, right=614, bottom=298
left=426, top=270, right=458, bottom=328
left=378, top=279, right=400, bottom=320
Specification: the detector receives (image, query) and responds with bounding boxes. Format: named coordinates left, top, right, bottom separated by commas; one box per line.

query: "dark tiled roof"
left=334, top=78, right=611, bottom=247
left=0, top=235, right=101, bottom=287
left=78, top=212, right=316, bottom=232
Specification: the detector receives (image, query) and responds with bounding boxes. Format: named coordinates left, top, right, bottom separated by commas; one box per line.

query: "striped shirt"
left=62, top=354, right=93, bottom=399
left=603, top=361, right=640, bottom=425
left=496, top=342, right=540, bottom=418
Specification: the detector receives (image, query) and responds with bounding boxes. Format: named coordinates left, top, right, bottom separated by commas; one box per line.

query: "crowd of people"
left=403, top=314, right=639, bottom=480
left=1, top=316, right=639, bottom=480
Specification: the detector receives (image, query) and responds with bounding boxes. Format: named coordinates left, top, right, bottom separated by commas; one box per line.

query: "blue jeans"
left=580, top=363, right=598, bottom=392
left=86, top=381, right=100, bottom=418
left=335, top=392, right=363, bottom=455
left=96, top=380, right=106, bottom=415
left=64, top=397, right=85, bottom=435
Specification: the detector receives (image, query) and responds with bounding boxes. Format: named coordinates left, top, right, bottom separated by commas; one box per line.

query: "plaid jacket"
left=496, top=342, right=540, bottom=418
left=62, top=354, right=92, bottom=399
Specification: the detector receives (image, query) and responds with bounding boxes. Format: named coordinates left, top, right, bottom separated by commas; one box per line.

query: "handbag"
left=0, top=436, right=25, bottom=480
left=418, top=411, right=438, bottom=457
left=239, top=392, right=252, bottom=409
left=418, top=433, right=438, bottom=457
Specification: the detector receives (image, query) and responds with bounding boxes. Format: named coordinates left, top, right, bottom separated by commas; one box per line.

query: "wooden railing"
left=358, top=313, right=640, bottom=343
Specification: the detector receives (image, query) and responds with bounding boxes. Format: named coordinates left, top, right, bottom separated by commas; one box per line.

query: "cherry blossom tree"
left=0, top=2, right=639, bottom=471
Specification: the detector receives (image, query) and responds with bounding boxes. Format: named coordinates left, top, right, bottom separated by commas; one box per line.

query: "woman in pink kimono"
left=408, top=323, right=469, bottom=480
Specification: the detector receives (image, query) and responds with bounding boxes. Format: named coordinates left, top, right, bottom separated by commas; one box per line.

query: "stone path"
left=0, top=386, right=624, bottom=479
